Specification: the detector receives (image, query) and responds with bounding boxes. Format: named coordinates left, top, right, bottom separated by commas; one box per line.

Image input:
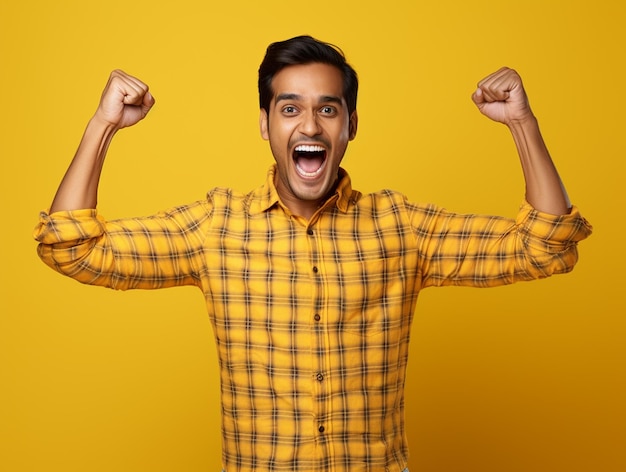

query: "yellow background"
left=1, top=1, right=624, bottom=471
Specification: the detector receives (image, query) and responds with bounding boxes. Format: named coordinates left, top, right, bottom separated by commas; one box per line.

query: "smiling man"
left=34, top=36, right=591, bottom=471
left=260, top=62, right=357, bottom=218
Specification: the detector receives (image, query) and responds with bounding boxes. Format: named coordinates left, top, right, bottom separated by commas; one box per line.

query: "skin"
left=48, top=63, right=570, bottom=217
left=49, top=70, right=155, bottom=213
left=471, top=67, right=570, bottom=215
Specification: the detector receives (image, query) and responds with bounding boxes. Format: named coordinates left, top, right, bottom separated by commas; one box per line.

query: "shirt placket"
left=305, top=220, right=332, bottom=468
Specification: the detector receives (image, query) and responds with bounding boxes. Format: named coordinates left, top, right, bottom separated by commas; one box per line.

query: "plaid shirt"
left=34, top=166, right=591, bottom=471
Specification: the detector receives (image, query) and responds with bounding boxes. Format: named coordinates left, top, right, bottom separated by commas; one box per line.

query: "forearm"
left=49, top=116, right=117, bottom=213
left=508, top=115, right=571, bottom=215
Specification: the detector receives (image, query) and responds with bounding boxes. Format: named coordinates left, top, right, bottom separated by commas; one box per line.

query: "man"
left=34, top=36, right=591, bottom=471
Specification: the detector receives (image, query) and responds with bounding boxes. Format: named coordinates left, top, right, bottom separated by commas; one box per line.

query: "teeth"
left=295, top=145, right=325, bottom=153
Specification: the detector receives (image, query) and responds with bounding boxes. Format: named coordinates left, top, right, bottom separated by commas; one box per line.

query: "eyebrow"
left=275, top=93, right=343, bottom=105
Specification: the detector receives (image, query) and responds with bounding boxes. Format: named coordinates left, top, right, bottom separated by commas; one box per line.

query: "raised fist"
left=94, top=69, right=155, bottom=130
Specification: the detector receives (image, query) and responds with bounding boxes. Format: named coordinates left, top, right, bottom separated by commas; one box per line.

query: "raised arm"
left=471, top=67, right=571, bottom=215
left=49, top=70, right=155, bottom=213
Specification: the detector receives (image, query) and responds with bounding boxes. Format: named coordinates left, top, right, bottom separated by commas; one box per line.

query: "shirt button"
left=312, top=266, right=318, bottom=273
left=318, top=425, right=325, bottom=433
left=314, top=314, right=321, bottom=322
left=307, top=228, right=314, bottom=235
left=316, top=373, right=324, bottom=381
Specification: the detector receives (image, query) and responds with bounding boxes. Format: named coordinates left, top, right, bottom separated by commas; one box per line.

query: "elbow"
left=522, top=244, right=581, bottom=280
left=36, top=240, right=116, bottom=288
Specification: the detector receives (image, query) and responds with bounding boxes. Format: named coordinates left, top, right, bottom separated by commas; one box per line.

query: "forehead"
left=271, top=63, right=345, bottom=102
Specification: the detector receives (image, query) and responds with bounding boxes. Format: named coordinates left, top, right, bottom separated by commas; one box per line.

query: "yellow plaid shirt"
left=34, top=166, right=591, bottom=472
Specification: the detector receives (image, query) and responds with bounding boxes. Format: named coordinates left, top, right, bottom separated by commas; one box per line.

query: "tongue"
left=297, top=156, right=324, bottom=174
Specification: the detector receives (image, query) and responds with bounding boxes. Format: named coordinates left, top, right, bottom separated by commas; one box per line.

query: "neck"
left=280, top=193, right=326, bottom=220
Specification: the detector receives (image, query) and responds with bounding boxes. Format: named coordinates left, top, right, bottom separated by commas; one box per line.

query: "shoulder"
left=354, top=188, right=435, bottom=214
left=352, top=189, right=449, bottom=235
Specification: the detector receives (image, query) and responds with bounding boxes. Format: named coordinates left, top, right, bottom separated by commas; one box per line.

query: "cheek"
left=269, top=123, right=296, bottom=147
left=334, top=127, right=351, bottom=150
left=336, top=120, right=352, bottom=142
left=269, top=138, right=293, bottom=167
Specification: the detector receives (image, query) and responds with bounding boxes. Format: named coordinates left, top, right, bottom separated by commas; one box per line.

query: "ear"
left=348, top=110, right=358, bottom=141
left=259, top=108, right=269, bottom=140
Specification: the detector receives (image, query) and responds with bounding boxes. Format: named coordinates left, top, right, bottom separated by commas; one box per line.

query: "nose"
left=299, top=111, right=322, bottom=137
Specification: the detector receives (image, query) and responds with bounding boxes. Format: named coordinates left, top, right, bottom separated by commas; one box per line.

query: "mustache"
left=289, top=137, right=330, bottom=149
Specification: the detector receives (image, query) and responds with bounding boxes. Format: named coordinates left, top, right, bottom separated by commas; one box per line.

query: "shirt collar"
left=248, top=165, right=359, bottom=215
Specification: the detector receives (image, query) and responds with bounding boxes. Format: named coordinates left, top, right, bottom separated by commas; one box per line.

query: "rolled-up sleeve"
left=413, top=201, right=592, bottom=288
left=513, top=201, right=592, bottom=274
left=34, top=201, right=212, bottom=291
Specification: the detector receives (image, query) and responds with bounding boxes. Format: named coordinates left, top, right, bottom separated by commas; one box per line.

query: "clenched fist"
left=94, top=69, right=155, bottom=130
left=472, top=67, right=533, bottom=125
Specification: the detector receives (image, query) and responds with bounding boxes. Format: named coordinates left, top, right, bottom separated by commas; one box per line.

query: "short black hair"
left=258, top=35, right=358, bottom=116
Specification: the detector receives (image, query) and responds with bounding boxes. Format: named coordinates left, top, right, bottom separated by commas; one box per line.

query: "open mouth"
left=293, top=144, right=327, bottom=178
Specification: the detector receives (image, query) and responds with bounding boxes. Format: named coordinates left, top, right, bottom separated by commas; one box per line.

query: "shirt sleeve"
left=409, top=200, right=593, bottom=288
left=33, top=200, right=212, bottom=291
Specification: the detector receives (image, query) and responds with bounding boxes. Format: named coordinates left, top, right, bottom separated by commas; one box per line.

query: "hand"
left=94, top=69, right=155, bottom=130
left=471, top=67, right=533, bottom=125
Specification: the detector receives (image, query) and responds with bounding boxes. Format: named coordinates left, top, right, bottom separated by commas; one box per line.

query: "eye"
left=282, top=105, right=298, bottom=115
left=320, top=106, right=337, bottom=115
